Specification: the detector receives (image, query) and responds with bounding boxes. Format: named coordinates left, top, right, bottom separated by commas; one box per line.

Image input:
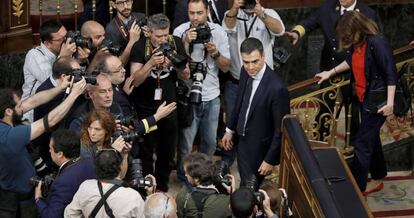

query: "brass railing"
left=289, top=46, right=414, bottom=153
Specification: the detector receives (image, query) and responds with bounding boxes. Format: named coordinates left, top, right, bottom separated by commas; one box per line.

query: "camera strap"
left=89, top=180, right=121, bottom=218
left=244, top=16, right=258, bottom=39
left=114, top=14, right=138, bottom=42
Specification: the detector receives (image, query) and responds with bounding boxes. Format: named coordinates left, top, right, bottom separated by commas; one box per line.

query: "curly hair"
left=80, top=110, right=116, bottom=150
left=94, top=149, right=123, bottom=179
left=183, top=152, right=218, bottom=186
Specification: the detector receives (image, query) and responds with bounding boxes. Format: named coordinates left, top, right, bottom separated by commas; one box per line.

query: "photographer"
left=129, top=13, right=190, bottom=192
left=78, top=21, right=106, bottom=70
left=176, top=152, right=235, bottom=218
left=173, top=0, right=230, bottom=186
left=0, top=79, right=86, bottom=217
left=105, top=0, right=146, bottom=65
left=33, top=57, right=85, bottom=167
left=34, top=129, right=96, bottom=218
left=65, top=149, right=148, bottom=217
left=22, top=20, right=77, bottom=122
left=144, top=192, right=177, bottom=218
left=230, top=187, right=278, bottom=218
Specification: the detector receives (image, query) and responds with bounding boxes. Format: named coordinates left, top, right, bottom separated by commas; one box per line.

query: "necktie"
left=208, top=1, right=220, bottom=24
left=237, top=77, right=253, bottom=135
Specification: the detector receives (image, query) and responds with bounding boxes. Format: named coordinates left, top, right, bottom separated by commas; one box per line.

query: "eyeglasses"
left=50, top=36, right=67, bottom=43
left=112, top=65, right=125, bottom=74
left=115, top=0, right=132, bottom=6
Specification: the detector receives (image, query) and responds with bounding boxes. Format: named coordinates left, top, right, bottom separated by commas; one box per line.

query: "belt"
left=228, top=74, right=239, bottom=84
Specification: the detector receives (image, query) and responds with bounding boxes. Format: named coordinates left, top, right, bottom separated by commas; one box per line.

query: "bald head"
left=144, top=193, right=177, bottom=218
left=81, top=21, right=105, bottom=48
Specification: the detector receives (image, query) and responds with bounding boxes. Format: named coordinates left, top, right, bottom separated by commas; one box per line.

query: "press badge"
left=154, top=88, right=162, bottom=100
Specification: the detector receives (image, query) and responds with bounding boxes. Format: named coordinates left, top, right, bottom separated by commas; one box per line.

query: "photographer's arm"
left=120, top=23, right=141, bottom=65
left=131, top=53, right=163, bottom=86
left=30, top=79, right=87, bottom=140
left=257, top=8, right=284, bottom=34
left=21, top=78, right=70, bottom=113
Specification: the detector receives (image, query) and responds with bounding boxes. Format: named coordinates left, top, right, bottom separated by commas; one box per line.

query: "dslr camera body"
left=30, top=174, right=55, bottom=196
left=192, top=24, right=212, bottom=44
left=153, top=42, right=188, bottom=71
left=112, top=130, right=141, bottom=142
left=189, top=61, right=207, bottom=104
left=68, top=70, right=98, bottom=85
left=127, top=16, right=148, bottom=29
left=66, top=31, right=92, bottom=49
left=101, top=39, right=122, bottom=56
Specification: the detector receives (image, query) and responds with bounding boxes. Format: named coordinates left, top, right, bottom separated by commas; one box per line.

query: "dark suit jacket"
left=345, top=35, right=397, bottom=98
left=228, top=65, right=290, bottom=172
left=297, top=0, right=379, bottom=70
left=36, top=158, right=97, bottom=218
left=172, top=0, right=228, bottom=29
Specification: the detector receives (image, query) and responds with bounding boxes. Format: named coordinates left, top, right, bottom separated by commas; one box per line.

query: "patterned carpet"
left=367, top=172, right=414, bottom=217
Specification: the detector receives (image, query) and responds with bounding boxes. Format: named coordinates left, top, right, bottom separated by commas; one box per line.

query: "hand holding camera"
left=59, top=38, right=77, bottom=57
left=144, top=174, right=157, bottom=195
left=76, top=47, right=91, bottom=63
left=258, top=189, right=275, bottom=218
left=185, top=27, right=198, bottom=44
left=111, top=135, right=132, bottom=154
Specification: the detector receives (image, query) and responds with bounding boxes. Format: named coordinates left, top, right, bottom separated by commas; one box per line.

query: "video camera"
left=153, top=42, right=188, bottom=71
left=129, top=159, right=153, bottom=188
left=30, top=174, right=55, bottom=197
left=68, top=70, right=98, bottom=85
left=192, top=24, right=212, bottom=44
left=66, top=31, right=93, bottom=50
left=240, top=0, right=256, bottom=9
left=189, top=61, right=207, bottom=104
left=101, top=39, right=122, bottom=56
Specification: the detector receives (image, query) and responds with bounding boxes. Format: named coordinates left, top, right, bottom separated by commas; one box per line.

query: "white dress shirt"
left=340, top=0, right=357, bottom=15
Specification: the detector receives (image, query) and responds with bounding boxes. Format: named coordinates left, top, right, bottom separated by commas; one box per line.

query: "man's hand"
left=35, top=181, right=43, bottom=201
left=122, top=76, right=135, bottom=95
left=259, top=189, right=275, bottom=217
left=154, top=101, right=177, bottom=121
left=149, top=51, right=165, bottom=67
left=258, top=161, right=274, bottom=176
left=221, top=132, right=234, bottom=150
left=68, top=77, right=87, bottom=97
left=184, top=28, right=197, bottom=44
left=129, top=21, right=142, bottom=44
left=59, top=75, right=72, bottom=91
left=144, top=174, right=157, bottom=195
left=204, top=41, right=218, bottom=55
left=77, top=47, right=91, bottom=63
left=251, top=0, right=264, bottom=17
left=284, top=31, right=299, bottom=45
left=59, top=38, right=77, bottom=57
left=231, top=0, right=243, bottom=11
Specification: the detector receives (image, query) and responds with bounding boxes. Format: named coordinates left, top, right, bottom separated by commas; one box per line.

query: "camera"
left=129, top=159, right=153, bottom=188
left=273, top=47, right=291, bottom=69
left=192, top=24, right=212, bottom=44
left=113, top=130, right=141, bottom=142
left=30, top=174, right=55, bottom=196
left=66, top=31, right=92, bottom=49
left=127, top=16, right=148, bottom=29
left=153, top=42, right=188, bottom=71
left=217, top=161, right=231, bottom=186
left=118, top=116, right=140, bottom=129
left=101, top=39, right=122, bottom=56
left=189, top=61, right=207, bottom=104
left=240, top=0, right=256, bottom=9
left=68, top=70, right=98, bottom=85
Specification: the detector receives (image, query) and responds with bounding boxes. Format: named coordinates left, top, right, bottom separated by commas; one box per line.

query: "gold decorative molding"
left=12, top=0, right=24, bottom=24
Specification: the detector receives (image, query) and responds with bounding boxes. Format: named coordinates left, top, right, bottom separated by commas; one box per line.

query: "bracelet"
left=333, top=67, right=337, bottom=75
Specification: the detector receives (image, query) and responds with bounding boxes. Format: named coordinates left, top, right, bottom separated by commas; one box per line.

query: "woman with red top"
left=316, top=11, right=397, bottom=195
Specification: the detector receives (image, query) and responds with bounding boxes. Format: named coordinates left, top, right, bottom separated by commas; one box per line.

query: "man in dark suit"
left=33, top=57, right=83, bottom=168
left=222, top=38, right=290, bottom=187
left=285, top=0, right=379, bottom=142
left=35, top=129, right=96, bottom=218
left=172, top=0, right=228, bottom=29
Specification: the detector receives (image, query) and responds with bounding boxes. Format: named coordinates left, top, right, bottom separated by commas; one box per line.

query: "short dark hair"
left=40, top=20, right=63, bottom=42
left=0, top=89, right=18, bottom=119
left=93, top=53, right=112, bottom=74
left=231, top=187, right=256, bottom=218
left=188, top=0, right=208, bottom=10
left=183, top=152, right=217, bottom=186
left=240, top=37, right=264, bottom=56
left=94, top=149, right=123, bottom=180
left=260, top=180, right=282, bottom=214
left=50, top=129, right=81, bottom=159
left=52, top=57, right=77, bottom=79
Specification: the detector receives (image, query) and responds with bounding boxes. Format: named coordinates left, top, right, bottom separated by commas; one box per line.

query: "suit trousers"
left=350, top=105, right=387, bottom=191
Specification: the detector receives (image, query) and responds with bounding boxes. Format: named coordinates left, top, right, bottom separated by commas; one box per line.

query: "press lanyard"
left=244, top=16, right=258, bottom=39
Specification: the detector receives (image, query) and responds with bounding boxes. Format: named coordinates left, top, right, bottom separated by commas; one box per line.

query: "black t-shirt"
left=129, top=35, right=186, bottom=113
left=105, top=12, right=146, bottom=51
